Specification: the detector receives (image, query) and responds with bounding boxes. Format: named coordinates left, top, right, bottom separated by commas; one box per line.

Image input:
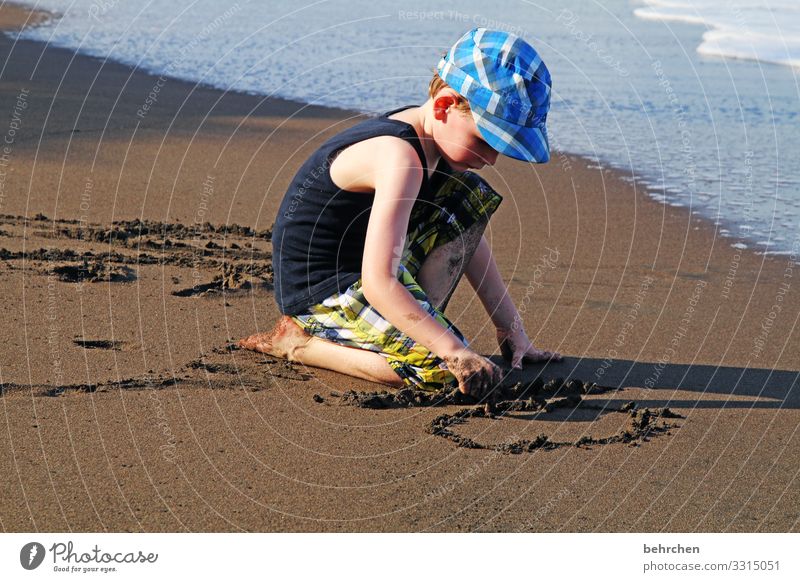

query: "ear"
left=433, top=91, right=459, bottom=121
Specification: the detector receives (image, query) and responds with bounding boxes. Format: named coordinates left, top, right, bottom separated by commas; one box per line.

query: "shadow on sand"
left=490, top=355, right=800, bottom=410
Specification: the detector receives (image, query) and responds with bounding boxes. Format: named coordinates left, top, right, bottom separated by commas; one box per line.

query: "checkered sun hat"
left=436, top=27, right=552, bottom=163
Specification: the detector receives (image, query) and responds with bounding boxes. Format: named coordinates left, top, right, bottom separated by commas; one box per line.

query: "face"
left=432, top=94, right=500, bottom=171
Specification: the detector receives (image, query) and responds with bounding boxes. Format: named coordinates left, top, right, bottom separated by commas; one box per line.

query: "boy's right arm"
left=360, top=139, right=500, bottom=396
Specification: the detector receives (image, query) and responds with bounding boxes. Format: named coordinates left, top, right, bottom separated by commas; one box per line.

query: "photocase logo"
left=20, top=542, right=46, bottom=570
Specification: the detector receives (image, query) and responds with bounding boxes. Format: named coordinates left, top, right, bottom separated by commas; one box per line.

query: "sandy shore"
left=1, top=5, right=798, bottom=532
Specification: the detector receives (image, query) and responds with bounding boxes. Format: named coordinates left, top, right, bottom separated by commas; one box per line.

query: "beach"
left=0, top=4, right=798, bottom=532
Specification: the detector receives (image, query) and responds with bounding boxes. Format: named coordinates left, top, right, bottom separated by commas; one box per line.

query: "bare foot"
left=237, top=315, right=311, bottom=360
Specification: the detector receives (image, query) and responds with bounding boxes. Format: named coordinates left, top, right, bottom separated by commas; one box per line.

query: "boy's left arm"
left=465, top=234, right=562, bottom=368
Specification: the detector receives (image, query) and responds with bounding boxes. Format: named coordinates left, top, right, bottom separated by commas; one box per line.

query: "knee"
left=383, top=374, right=405, bottom=389
left=370, top=357, right=406, bottom=388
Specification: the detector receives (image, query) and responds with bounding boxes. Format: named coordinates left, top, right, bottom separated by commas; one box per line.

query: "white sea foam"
left=635, top=0, right=800, bottom=68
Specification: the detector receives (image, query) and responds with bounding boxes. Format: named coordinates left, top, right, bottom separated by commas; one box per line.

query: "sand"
left=0, top=4, right=798, bottom=532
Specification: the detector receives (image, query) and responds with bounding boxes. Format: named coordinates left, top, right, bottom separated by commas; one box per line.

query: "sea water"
left=10, top=0, right=800, bottom=255
left=635, top=0, right=800, bottom=68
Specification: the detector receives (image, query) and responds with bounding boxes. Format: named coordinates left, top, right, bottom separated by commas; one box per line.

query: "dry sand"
left=0, top=5, right=798, bottom=532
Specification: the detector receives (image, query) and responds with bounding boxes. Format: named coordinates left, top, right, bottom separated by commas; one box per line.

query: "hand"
left=497, top=327, right=562, bottom=369
left=442, top=348, right=502, bottom=398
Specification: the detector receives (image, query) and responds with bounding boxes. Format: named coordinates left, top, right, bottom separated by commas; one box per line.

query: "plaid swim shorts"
left=291, top=170, right=503, bottom=390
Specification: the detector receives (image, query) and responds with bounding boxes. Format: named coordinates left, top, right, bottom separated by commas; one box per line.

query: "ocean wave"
left=634, top=0, right=800, bottom=68
left=698, top=29, right=800, bottom=68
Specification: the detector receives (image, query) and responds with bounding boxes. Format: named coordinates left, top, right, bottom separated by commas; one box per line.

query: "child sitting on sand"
left=239, top=27, right=561, bottom=397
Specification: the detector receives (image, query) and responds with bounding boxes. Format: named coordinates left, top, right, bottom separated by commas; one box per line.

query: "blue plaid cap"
left=437, top=27, right=552, bottom=163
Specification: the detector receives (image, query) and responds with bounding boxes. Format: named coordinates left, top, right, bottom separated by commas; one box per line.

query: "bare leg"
left=238, top=316, right=404, bottom=387
left=416, top=217, right=488, bottom=312
left=236, top=219, right=488, bottom=388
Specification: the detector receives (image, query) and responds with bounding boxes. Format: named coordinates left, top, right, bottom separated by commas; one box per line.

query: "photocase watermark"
left=78, top=175, right=93, bottom=233
left=282, top=156, right=334, bottom=221
left=751, top=238, right=796, bottom=359
left=20, top=542, right=46, bottom=570
left=136, top=4, right=241, bottom=119
left=730, top=4, right=750, bottom=30
left=595, top=273, right=655, bottom=380
left=391, top=236, right=407, bottom=279
left=652, top=60, right=697, bottom=198
left=509, top=246, right=560, bottom=333
left=721, top=150, right=754, bottom=301
left=422, top=432, right=521, bottom=503
left=74, top=175, right=94, bottom=294
left=195, top=173, right=215, bottom=225
left=547, top=131, right=573, bottom=174
left=88, top=0, right=118, bottom=22
left=643, top=279, right=707, bottom=389
left=143, top=374, right=178, bottom=463
left=398, top=10, right=529, bottom=38
left=556, top=10, right=629, bottom=77
left=45, top=248, right=65, bottom=387
left=519, top=487, right=571, bottom=530
left=191, top=173, right=215, bottom=289
left=0, top=87, right=30, bottom=212
left=26, top=540, right=158, bottom=573
left=136, top=76, right=167, bottom=120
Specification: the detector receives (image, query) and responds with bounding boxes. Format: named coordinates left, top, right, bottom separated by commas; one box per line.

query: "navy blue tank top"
left=272, top=105, right=453, bottom=316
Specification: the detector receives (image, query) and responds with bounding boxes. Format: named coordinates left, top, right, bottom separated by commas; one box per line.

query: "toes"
left=238, top=334, right=271, bottom=353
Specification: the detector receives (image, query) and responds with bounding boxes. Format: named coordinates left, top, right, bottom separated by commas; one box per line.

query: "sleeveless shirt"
left=272, top=105, right=453, bottom=316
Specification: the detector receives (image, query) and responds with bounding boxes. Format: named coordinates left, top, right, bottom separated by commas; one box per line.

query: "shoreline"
left=6, top=1, right=797, bottom=260
left=1, top=4, right=798, bottom=533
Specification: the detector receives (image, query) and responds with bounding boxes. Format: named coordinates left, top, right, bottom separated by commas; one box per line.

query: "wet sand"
left=1, top=5, right=798, bottom=532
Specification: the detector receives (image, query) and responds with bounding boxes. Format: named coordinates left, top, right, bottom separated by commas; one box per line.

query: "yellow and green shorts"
left=291, top=171, right=503, bottom=391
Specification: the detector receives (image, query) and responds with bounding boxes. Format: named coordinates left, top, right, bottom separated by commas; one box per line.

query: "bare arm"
left=360, top=139, right=465, bottom=360
left=360, top=139, right=503, bottom=395
left=465, top=234, right=562, bottom=366
left=465, top=234, right=521, bottom=331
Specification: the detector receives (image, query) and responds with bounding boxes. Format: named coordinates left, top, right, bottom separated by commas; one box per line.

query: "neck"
left=412, top=100, right=441, bottom=172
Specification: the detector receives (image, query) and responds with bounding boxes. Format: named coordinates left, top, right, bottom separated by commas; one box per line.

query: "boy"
left=239, top=28, right=561, bottom=398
